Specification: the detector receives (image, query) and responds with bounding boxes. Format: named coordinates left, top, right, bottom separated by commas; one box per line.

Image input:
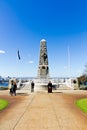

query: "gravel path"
left=0, top=90, right=87, bottom=130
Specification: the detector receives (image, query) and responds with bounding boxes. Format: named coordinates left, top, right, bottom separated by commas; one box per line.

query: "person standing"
left=48, top=81, right=52, bottom=93
left=31, top=81, right=35, bottom=92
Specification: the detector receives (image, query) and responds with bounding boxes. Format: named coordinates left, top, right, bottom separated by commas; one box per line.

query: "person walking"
left=13, top=81, right=17, bottom=96
left=9, top=80, right=17, bottom=96
left=10, top=80, right=14, bottom=96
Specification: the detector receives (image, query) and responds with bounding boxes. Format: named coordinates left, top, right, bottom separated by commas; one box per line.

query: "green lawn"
left=0, top=99, right=9, bottom=111
left=76, top=98, right=87, bottom=113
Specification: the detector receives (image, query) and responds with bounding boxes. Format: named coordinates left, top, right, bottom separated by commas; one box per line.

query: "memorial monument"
left=38, top=39, right=49, bottom=79
left=17, top=39, right=75, bottom=91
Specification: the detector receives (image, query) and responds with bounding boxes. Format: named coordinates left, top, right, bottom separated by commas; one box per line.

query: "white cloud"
left=0, top=50, right=5, bottom=54
left=28, top=60, right=34, bottom=64
left=64, top=66, right=67, bottom=69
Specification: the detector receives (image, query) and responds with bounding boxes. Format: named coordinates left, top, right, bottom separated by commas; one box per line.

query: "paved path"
left=0, top=90, right=87, bottom=130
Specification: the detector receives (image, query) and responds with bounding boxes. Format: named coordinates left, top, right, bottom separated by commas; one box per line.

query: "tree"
left=77, top=63, right=87, bottom=89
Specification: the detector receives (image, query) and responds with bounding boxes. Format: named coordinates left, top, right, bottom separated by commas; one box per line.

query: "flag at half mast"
left=17, top=50, right=21, bottom=60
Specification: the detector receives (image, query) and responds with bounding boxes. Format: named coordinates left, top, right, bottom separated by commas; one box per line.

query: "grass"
left=0, top=86, right=9, bottom=90
left=76, top=98, right=87, bottom=113
left=0, top=99, right=9, bottom=111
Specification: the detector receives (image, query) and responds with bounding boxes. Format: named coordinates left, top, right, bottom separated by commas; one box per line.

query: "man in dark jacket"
left=48, top=81, right=52, bottom=93
left=31, top=81, right=35, bottom=92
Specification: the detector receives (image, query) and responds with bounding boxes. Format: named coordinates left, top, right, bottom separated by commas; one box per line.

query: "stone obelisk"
left=38, top=39, right=49, bottom=78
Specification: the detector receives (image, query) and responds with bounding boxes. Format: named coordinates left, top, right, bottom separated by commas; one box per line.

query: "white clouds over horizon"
left=0, top=50, right=5, bottom=54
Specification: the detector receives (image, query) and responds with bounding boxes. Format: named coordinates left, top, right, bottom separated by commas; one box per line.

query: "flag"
left=17, top=50, right=21, bottom=60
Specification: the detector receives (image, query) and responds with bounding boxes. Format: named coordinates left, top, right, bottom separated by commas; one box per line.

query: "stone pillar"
left=38, top=39, right=49, bottom=78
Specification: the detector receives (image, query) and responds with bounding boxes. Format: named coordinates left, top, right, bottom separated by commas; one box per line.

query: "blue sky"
left=0, top=0, right=87, bottom=77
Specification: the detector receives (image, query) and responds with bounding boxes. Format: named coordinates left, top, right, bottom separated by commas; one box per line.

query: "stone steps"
left=19, top=84, right=73, bottom=92
left=56, top=85, right=73, bottom=90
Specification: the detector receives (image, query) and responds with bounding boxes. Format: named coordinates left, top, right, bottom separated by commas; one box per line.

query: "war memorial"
left=16, top=39, right=78, bottom=91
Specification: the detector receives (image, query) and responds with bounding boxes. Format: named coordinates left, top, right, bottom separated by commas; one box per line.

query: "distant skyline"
left=0, top=0, right=87, bottom=78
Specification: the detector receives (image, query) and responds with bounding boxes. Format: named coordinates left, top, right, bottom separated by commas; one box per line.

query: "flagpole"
left=68, top=46, right=71, bottom=77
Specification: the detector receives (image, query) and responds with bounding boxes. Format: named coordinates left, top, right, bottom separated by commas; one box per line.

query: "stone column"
left=38, top=39, right=49, bottom=78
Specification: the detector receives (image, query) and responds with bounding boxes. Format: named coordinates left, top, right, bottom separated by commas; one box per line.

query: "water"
left=0, top=82, right=9, bottom=87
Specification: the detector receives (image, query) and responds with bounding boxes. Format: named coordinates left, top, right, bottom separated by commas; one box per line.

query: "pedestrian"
left=31, top=81, right=35, bottom=92
left=10, top=80, right=14, bottom=96
left=9, top=80, right=17, bottom=96
left=48, top=81, right=52, bottom=93
left=13, top=81, right=17, bottom=96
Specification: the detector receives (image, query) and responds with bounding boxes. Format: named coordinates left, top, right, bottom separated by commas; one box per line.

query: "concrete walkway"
left=0, top=90, right=87, bottom=130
